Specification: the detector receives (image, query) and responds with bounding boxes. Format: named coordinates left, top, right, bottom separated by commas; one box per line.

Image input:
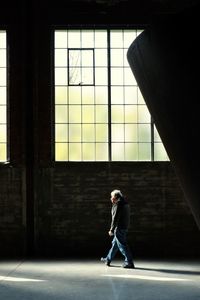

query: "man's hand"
left=108, top=230, right=114, bottom=236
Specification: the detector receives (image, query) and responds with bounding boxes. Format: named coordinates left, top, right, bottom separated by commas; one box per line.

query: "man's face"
left=111, top=194, right=117, bottom=204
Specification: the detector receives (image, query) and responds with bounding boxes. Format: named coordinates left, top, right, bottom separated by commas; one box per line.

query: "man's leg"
left=115, top=229, right=134, bottom=267
left=106, top=235, right=119, bottom=262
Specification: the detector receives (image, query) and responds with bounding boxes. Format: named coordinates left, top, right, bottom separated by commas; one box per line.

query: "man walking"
left=101, top=189, right=134, bottom=268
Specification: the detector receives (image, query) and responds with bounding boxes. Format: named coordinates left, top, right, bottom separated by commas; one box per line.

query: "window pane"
left=125, top=143, right=138, bottom=160
left=0, top=87, right=6, bottom=105
left=112, top=143, right=124, bottom=161
left=112, top=124, right=124, bottom=142
left=55, top=87, right=68, bottom=104
left=82, top=67, right=94, bottom=85
left=69, top=106, right=81, bottom=123
left=0, top=106, right=6, bottom=123
left=55, top=124, right=68, bottom=142
left=96, top=124, right=108, bottom=142
left=96, top=143, right=108, bottom=160
left=95, top=49, right=107, bottom=67
left=123, top=30, right=137, bottom=48
left=95, top=31, right=107, bottom=48
left=125, top=124, right=138, bottom=142
left=111, top=87, right=124, bottom=104
left=138, top=124, right=151, bottom=142
left=138, top=105, right=151, bottom=123
left=95, top=105, right=108, bottom=123
left=125, top=105, right=138, bottom=123
left=69, top=143, right=81, bottom=160
left=69, top=124, right=81, bottom=142
left=83, top=143, right=95, bottom=160
left=124, top=67, right=135, bottom=85
left=111, top=67, right=123, bottom=85
left=82, top=86, right=94, bottom=104
left=55, top=143, right=68, bottom=161
left=82, top=124, right=95, bottom=142
left=55, top=31, right=67, bottom=48
left=111, top=105, right=124, bottom=123
left=55, top=68, right=67, bottom=85
left=111, top=49, right=124, bottom=66
left=111, top=30, right=123, bottom=48
left=55, top=105, right=68, bottom=123
left=0, top=49, right=6, bottom=67
left=154, top=143, right=169, bottom=161
left=55, top=49, right=67, bottom=67
left=69, top=86, right=81, bottom=104
left=0, top=68, right=6, bottom=86
left=82, top=30, right=94, bottom=48
left=95, top=68, right=108, bottom=85
left=138, top=143, right=151, bottom=160
left=95, top=87, right=108, bottom=104
left=82, top=105, right=94, bottom=123
left=68, top=30, right=81, bottom=47
left=0, top=144, right=6, bottom=162
left=124, top=86, right=138, bottom=104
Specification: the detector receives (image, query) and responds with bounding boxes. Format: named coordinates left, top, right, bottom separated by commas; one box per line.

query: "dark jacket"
left=110, top=197, right=130, bottom=233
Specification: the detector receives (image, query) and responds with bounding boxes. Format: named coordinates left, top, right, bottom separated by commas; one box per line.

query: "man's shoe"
left=101, top=257, right=111, bottom=266
left=122, top=262, right=135, bottom=269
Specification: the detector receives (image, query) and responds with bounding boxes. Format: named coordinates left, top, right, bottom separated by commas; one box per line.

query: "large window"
left=54, top=29, right=168, bottom=162
left=0, top=31, right=7, bottom=162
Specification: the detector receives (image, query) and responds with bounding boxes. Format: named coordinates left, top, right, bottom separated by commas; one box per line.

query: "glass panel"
left=95, top=68, right=108, bottom=85
left=138, top=88, right=145, bottom=104
left=69, top=106, right=81, bottom=123
left=124, top=67, right=135, bottom=85
left=95, top=49, right=107, bottom=67
left=125, top=143, right=138, bottom=160
left=55, top=124, right=68, bottom=142
left=55, top=143, right=68, bottom=161
left=55, top=49, right=67, bottom=67
left=0, top=87, right=6, bottom=104
left=69, top=67, right=81, bottom=85
left=95, top=31, right=107, bottom=48
left=111, top=30, right=123, bottom=48
left=138, top=143, right=151, bottom=161
left=82, top=86, right=94, bottom=104
left=0, top=124, right=6, bottom=142
left=112, top=124, right=124, bottom=142
left=138, top=124, right=151, bottom=142
left=95, top=87, right=108, bottom=104
left=82, top=124, right=95, bottom=142
left=123, top=30, right=137, bottom=48
left=124, top=86, right=138, bottom=104
left=111, top=67, right=123, bottom=85
left=125, top=105, right=138, bottom=123
left=112, top=143, right=124, bottom=161
left=55, top=87, right=68, bottom=104
left=68, top=30, right=81, bottom=48
left=0, top=106, right=6, bottom=123
left=154, top=125, right=162, bottom=142
left=69, top=143, right=81, bottom=160
left=111, top=49, right=124, bottom=66
left=96, top=143, right=108, bottom=160
left=111, top=105, right=124, bottom=123
left=96, top=124, right=108, bottom=142
left=138, top=105, right=151, bottom=123
left=95, top=105, right=108, bottom=123
left=55, top=105, right=68, bottom=123
left=55, top=68, right=67, bottom=85
left=82, top=51, right=94, bottom=67
left=82, top=105, right=94, bottom=123
left=83, top=143, right=95, bottom=161
left=0, top=49, right=6, bottom=67
left=69, top=50, right=81, bottom=66
left=125, top=124, right=138, bottom=142
left=0, top=68, right=6, bottom=86
left=69, top=86, right=81, bottom=104
left=111, top=87, right=124, bottom=104
left=154, top=143, right=169, bottom=161
left=82, top=30, right=94, bottom=48
left=0, top=144, right=6, bottom=162
left=82, top=67, right=94, bottom=85
left=55, top=31, right=67, bottom=48
left=69, top=124, right=81, bottom=142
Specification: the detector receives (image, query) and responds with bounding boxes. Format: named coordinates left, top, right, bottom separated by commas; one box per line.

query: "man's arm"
left=109, top=202, right=121, bottom=235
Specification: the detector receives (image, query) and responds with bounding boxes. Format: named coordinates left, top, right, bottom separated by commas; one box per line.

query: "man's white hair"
left=111, top=189, right=123, bottom=198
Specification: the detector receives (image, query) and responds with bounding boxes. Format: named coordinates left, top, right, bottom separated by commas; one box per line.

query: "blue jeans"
left=106, top=228, right=133, bottom=264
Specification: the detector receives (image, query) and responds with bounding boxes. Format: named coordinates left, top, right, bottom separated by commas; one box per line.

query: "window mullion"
left=107, top=29, right=112, bottom=161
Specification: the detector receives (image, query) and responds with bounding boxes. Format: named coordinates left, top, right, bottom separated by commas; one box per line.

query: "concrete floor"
left=0, top=258, right=200, bottom=299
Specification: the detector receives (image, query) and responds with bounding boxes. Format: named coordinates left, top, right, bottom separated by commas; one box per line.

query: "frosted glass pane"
left=125, top=124, right=138, bottom=142
left=69, top=86, right=81, bottom=104
left=82, top=86, right=94, bottom=104
left=82, top=68, right=94, bottom=85
left=55, top=124, right=68, bottom=142
left=111, top=68, right=123, bottom=85
left=55, top=143, right=68, bottom=161
left=69, top=143, right=81, bottom=160
left=82, top=51, right=94, bottom=67
left=125, top=143, right=138, bottom=160
left=0, top=50, right=6, bottom=67
left=138, top=105, right=151, bottom=123
left=0, top=32, right=6, bottom=48
left=0, top=87, right=6, bottom=104
left=138, top=88, right=145, bottom=104
left=82, top=124, right=95, bottom=142
left=111, top=49, right=124, bottom=66
left=95, top=49, right=107, bottom=67
left=82, top=105, right=94, bottom=123
left=69, top=67, right=81, bottom=85
left=96, top=143, right=108, bottom=160
left=69, top=106, right=81, bottom=123
left=111, top=31, right=123, bottom=48
left=95, top=105, right=108, bottom=123
left=138, top=143, right=151, bottom=161
left=82, top=30, right=94, bottom=47
left=112, top=124, right=124, bottom=142
left=68, top=31, right=81, bottom=47
left=55, top=31, right=67, bottom=48
left=55, top=105, right=68, bottom=123
left=0, top=124, right=6, bottom=142
left=0, top=144, right=6, bottom=162
left=96, top=124, right=108, bottom=142
left=83, top=143, right=95, bottom=161
left=123, top=30, right=137, bottom=48
left=69, top=124, right=81, bottom=142
left=55, top=68, right=67, bottom=85
left=124, top=67, right=135, bottom=85
left=112, top=143, right=124, bottom=161
left=55, top=49, right=67, bottom=67
left=0, top=106, right=6, bottom=123
left=154, top=143, right=169, bottom=161
left=95, top=68, right=108, bottom=85
left=0, top=68, right=6, bottom=86
left=95, top=31, right=107, bottom=48
left=124, top=86, right=137, bottom=104
left=138, top=124, right=151, bottom=142
left=95, top=87, right=108, bottom=104
left=55, top=87, right=68, bottom=104
left=125, top=105, right=138, bottom=123
left=154, top=125, right=162, bottom=142
left=111, top=87, right=124, bottom=104
left=111, top=105, right=124, bottom=123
